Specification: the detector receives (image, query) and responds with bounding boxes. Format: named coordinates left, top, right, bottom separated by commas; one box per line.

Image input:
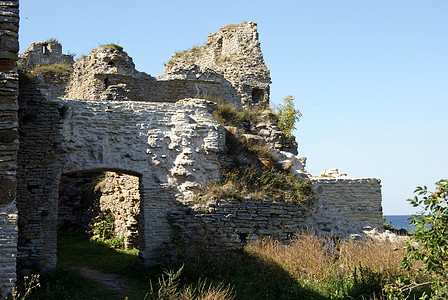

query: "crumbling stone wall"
left=64, top=46, right=240, bottom=106
left=169, top=198, right=310, bottom=253
left=18, top=41, right=74, bottom=67
left=309, top=178, right=383, bottom=235
left=165, top=22, right=271, bottom=109
left=58, top=172, right=102, bottom=231
left=16, top=80, right=65, bottom=277
left=14, top=95, right=225, bottom=267
left=166, top=177, right=382, bottom=254
left=97, top=171, right=140, bottom=249
left=0, top=0, right=19, bottom=296
left=8, top=12, right=385, bottom=283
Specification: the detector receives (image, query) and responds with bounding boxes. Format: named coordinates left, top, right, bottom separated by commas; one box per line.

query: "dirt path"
left=72, top=266, right=129, bottom=292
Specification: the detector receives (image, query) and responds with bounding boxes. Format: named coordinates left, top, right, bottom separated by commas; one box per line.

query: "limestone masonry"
left=0, top=2, right=383, bottom=295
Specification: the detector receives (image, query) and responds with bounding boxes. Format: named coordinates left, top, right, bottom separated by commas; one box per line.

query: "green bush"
left=274, top=95, right=302, bottom=138
left=384, top=179, right=448, bottom=299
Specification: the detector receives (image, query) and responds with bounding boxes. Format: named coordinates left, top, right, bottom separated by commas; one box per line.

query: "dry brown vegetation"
left=241, top=231, right=412, bottom=299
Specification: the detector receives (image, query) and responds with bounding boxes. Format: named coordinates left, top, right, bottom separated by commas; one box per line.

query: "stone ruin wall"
left=0, top=0, right=19, bottom=296
left=18, top=41, right=74, bottom=67
left=16, top=78, right=65, bottom=277
left=15, top=91, right=226, bottom=268
left=0, top=7, right=385, bottom=289
left=309, top=178, right=383, bottom=235
left=97, top=172, right=140, bottom=249
left=58, top=171, right=140, bottom=249
left=64, top=47, right=241, bottom=108
left=58, top=172, right=102, bottom=231
left=165, top=22, right=271, bottom=109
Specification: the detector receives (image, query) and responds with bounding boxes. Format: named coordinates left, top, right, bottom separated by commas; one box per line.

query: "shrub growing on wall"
left=274, top=95, right=302, bottom=138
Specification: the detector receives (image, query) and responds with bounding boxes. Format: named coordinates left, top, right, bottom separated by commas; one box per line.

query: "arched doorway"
left=58, top=170, right=142, bottom=250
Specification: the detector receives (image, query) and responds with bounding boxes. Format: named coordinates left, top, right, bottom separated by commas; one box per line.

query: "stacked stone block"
left=309, top=178, right=383, bottom=235
left=0, top=0, right=19, bottom=296
left=16, top=80, right=65, bottom=277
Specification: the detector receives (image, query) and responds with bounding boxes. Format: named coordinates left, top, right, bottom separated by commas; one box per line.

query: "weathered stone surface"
left=0, top=1, right=18, bottom=295
left=0, top=177, right=16, bottom=204
left=308, top=178, right=383, bottom=235
left=98, top=171, right=140, bottom=249
left=18, top=42, right=74, bottom=67
left=165, top=22, right=271, bottom=109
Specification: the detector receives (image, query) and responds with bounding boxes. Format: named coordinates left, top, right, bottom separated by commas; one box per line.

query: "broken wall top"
left=164, top=22, right=271, bottom=108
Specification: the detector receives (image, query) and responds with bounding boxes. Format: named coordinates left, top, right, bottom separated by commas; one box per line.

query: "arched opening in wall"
left=251, top=88, right=265, bottom=104
left=57, top=170, right=141, bottom=251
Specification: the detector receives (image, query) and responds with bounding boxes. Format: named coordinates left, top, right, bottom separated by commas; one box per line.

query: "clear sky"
left=18, top=0, right=448, bottom=215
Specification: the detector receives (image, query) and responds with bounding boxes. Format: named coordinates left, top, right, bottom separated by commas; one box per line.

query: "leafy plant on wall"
left=274, top=95, right=302, bottom=138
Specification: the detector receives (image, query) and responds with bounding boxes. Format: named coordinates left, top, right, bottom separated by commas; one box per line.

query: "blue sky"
left=19, top=0, right=448, bottom=215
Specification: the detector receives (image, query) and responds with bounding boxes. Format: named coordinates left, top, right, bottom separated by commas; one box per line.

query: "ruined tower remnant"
left=18, top=41, right=74, bottom=67
left=164, top=22, right=271, bottom=108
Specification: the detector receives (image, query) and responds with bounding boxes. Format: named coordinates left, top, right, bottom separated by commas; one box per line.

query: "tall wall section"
left=164, top=22, right=271, bottom=108
left=0, top=0, right=19, bottom=296
left=16, top=78, right=65, bottom=277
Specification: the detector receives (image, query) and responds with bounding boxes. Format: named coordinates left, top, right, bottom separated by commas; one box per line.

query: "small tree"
left=385, top=179, right=448, bottom=299
left=274, top=95, right=302, bottom=138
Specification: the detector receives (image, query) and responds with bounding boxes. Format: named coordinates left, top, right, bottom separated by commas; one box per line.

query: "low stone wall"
left=308, top=178, right=383, bottom=235
left=168, top=198, right=310, bottom=254
left=166, top=177, right=383, bottom=256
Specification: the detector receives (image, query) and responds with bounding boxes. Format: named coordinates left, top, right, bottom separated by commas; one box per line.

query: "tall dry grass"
left=245, top=230, right=410, bottom=296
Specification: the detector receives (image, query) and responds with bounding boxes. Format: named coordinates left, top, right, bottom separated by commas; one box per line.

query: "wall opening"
left=43, top=44, right=49, bottom=55
left=251, top=88, right=264, bottom=104
left=58, top=170, right=141, bottom=250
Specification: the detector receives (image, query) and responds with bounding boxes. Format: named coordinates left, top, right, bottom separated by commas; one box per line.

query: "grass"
left=30, top=63, right=72, bottom=75
left=221, top=24, right=244, bottom=31
left=213, top=103, right=266, bottom=127
left=196, top=165, right=315, bottom=204
left=11, top=230, right=429, bottom=300
left=98, top=43, right=124, bottom=51
left=45, top=37, right=60, bottom=45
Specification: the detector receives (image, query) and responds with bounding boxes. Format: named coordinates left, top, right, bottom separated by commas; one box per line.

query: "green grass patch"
left=196, top=165, right=315, bottom=204
left=30, top=63, right=72, bottom=74
left=45, top=37, right=60, bottom=45
left=98, top=43, right=124, bottom=51
left=57, top=231, right=141, bottom=276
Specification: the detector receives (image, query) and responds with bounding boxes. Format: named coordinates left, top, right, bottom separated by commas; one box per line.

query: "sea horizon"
left=385, top=214, right=415, bottom=232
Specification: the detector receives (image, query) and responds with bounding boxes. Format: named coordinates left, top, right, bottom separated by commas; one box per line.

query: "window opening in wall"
left=216, top=37, right=223, bottom=55
left=43, top=44, right=49, bottom=55
left=57, top=170, right=142, bottom=265
left=104, top=77, right=109, bottom=88
left=251, top=88, right=264, bottom=104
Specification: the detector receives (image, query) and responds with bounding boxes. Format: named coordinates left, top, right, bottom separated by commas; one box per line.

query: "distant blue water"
left=385, top=215, right=415, bottom=232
